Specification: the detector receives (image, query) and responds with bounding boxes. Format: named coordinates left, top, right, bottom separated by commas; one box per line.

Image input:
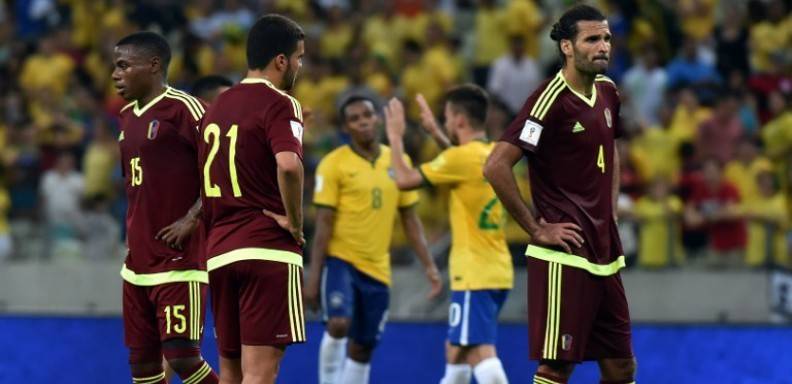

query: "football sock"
left=320, top=332, right=348, bottom=384
left=600, top=380, right=635, bottom=384
left=179, top=360, right=218, bottom=384
left=533, top=371, right=568, bottom=384
left=439, top=363, right=472, bottom=384
left=339, top=358, right=370, bottom=384
left=473, top=357, right=508, bottom=384
left=132, top=367, right=167, bottom=384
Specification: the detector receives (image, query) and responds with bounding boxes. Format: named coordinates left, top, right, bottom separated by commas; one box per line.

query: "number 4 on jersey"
left=203, top=123, right=243, bottom=197
left=597, top=144, right=605, bottom=173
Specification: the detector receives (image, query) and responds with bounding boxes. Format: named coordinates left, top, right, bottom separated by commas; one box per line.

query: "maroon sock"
left=600, top=379, right=635, bottom=384
left=132, top=367, right=166, bottom=384
left=178, top=360, right=219, bottom=384
left=534, top=371, right=569, bottom=384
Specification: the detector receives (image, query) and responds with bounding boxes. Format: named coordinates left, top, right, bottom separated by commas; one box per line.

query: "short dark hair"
left=247, top=14, right=305, bottom=70
left=550, top=5, right=607, bottom=64
left=339, top=95, right=377, bottom=122
left=191, top=75, right=233, bottom=99
left=445, top=84, right=489, bottom=128
left=116, top=31, right=172, bottom=75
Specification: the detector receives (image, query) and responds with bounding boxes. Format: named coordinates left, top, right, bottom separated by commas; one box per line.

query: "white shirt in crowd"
left=622, top=63, right=667, bottom=127
left=487, top=54, right=542, bottom=114
left=40, top=170, right=84, bottom=225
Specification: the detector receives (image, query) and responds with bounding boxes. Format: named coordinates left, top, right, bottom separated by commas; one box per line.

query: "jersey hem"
left=120, top=264, right=208, bottom=286
left=207, top=247, right=303, bottom=271
left=327, top=254, right=392, bottom=286
left=525, top=245, right=625, bottom=276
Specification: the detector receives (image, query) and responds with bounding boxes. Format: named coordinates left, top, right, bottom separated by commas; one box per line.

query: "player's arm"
left=613, top=141, right=620, bottom=222
left=399, top=205, right=442, bottom=299
left=273, top=152, right=305, bottom=246
left=305, top=206, right=335, bottom=311
left=155, top=198, right=202, bottom=250
left=415, top=93, right=451, bottom=150
left=385, top=98, right=425, bottom=190
left=484, top=142, right=584, bottom=253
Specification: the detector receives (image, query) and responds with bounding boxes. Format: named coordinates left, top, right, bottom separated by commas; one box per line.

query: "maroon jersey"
left=118, top=87, right=206, bottom=279
left=198, top=78, right=304, bottom=268
left=501, top=71, right=625, bottom=275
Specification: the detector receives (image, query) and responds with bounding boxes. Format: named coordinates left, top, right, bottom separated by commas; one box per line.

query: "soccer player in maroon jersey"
left=484, top=5, right=637, bottom=384
left=196, top=15, right=306, bottom=384
left=113, top=32, right=218, bottom=384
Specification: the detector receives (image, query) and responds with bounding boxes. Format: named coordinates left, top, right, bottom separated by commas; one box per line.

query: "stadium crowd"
left=0, top=0, right=790, bottom=269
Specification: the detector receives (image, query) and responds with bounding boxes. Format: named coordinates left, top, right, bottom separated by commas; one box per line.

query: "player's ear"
left=275, top=53, right=288, bottom=72
left=150, top=56, right=161, bottom=74
left=561, top=39, right=573, bottom=57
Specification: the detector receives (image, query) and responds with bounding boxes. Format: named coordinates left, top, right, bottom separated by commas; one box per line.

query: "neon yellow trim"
left=120, top=264, right=208, bottom=285
left=168, top=88, right=205, bottom=113
left=536, top=79, right=567, bottom=120
left=560, top=71, right=597, bottom=107
left=531, top=73, right=563, bottom=118
left=595, top=74, right=616, bottom=85
left=240, top=77, right=302, bottom=120
left=295, top=264, right=305, bottom=340
left=184, top=363, right=211, bottom=384
left=526, top=245, right=625, bottom=276
left=534, top=376, right=561, bottom=384
left=207, top=247, right=303, bottom=271
left=164, top=92, right=200, bottom=121
left=132, top=87, right=170, bottom=117
left=287, top=265, right=297, bottom=341
left=133, top=372, right=165, bottom=382
left=121, top=101, right=135, bottom=113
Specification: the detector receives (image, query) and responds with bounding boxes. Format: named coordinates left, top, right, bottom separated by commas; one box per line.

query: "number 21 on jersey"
left=203, top=123, right=242, bottom=197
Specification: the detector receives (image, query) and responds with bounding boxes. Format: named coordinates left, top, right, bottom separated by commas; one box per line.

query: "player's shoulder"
left=523, top=71, right=568, bottom=121
left=162, top=87, right=206, bottom=121
left=238, top=78, right=304, bottom=121
left=595, top=74, right=619, bottom=94
left=318, top=145, right=351, bottom=167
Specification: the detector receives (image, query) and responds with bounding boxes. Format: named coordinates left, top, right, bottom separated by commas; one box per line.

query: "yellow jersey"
left=633, top=196, right=685, bottom=268
left=420, top=141, right=513, bottom=291
left=313, top=145, right=419, bottom=285
left=724, top=157, right=773, bottom=204
left=743, top=193, right=789, bottom=267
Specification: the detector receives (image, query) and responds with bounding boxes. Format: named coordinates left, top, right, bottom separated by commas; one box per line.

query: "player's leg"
left=320, top=257, right=354, bottom=384
left=447, top=290, right=509, bottom=384
left=156, top=282, right=218, bottom=383
left=528, top=258, right=600, bottom=383
left=441, top=341, right=472, bottom=384
left=338, top=269, right=390, bottom=384
left=588, top=273, right=636, bottom=384
left=210, top=266, right=244, bottom=384
left=124, top=281, right=167, bottom=384
left=238, top=261, right=306, bottom=384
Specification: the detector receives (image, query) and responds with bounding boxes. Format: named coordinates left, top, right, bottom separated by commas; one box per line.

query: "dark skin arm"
left=304, top=207, right=335, bottom=311
left=399, top=205, right=442, bottom=298
left=483, top=142, right=584, bottom=253
left=156, top=198, right=201, bottom=250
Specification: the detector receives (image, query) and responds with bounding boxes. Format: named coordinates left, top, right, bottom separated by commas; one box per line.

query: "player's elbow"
left=483, top=156, right=501, bottom=183
left=275, top=152, right=303, bottom=176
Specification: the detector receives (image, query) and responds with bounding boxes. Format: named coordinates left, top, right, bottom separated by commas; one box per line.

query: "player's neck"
left=457, top=128, right=486, bottom=145
left=350, top=140, right=380, bottom=162
left=137, top=84, right=168, bottom=107
left=246, top=69, right=283, bottom=89
left=561, top=66, right=595, bottom=97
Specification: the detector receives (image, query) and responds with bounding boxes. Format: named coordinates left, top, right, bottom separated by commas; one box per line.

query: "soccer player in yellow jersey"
left=306, top=95, right=443, bottom=384
left=385, top=85, right=514, bottom=384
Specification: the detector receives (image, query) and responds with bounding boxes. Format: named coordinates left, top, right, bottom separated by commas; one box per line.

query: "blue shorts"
left=322, top=257, right=389, bottom=347
left=448, top=289, right=509, bottom=346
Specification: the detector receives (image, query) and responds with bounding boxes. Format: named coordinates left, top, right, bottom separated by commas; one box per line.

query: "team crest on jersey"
left=147, top=120, right=160, bottom=139
left=561, top=334, right=573, bottom=351
left=604, top=108, right=612, bottom=128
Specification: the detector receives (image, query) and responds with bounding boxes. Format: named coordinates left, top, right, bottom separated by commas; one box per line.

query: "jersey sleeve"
left=418, top=147, right=469, bottom=185
left=399, top=155, right=420, bottom=207
left=500, top=77, right=560, bottom=153
left=176, top=96, right=207, bottom=148
left=265, top=96, right=304, bottom=159
left=313, top=155, right=340, bottom=208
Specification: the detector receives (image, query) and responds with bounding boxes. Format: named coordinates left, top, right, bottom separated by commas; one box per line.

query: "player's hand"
left=424, top=264, right=443, bottom=299
left=261, top=208, right=306, bottom=246
left=530, top=218, right=585, bottom=254
left=415, top=94, right=441, bottom=135
left=304, top=275, right=321, bottom=312
left=384, top=97, right=407, bottom=141
left=155, top=215, right=199, bottom=250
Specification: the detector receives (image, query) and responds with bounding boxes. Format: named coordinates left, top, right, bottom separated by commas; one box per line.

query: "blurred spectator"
left=472, top=0, right=506, bottom=86
left=502, top=0, right=544, bottom=59
left=741, top=167, right=788, bottom=268
left=319, top=6, right=353, bottom=60
left=666, top=36, right=721, bottom=89
left=761, top=91, right=792, bottom=160
left=82, top=118, right=118, bottom=199
left=685, top=159, right=746, bottom=267
left=0, top=184, right=11, bottom=261
left=668, top=88, right=711, bottom=145
left=630, top=104, right=680, bottom=183
left=677, top=0, right=716, bottom=41
left=19, top=28, right=75, bottom=99
left=191, top=74, right=233, bottom=104
left=75, top=194, right=121, bottom=261
left=695, top=91, right=743, bottom=164
left=487, top=35, right=541, bottom=115
left=633, top=177, right=685, bottom=268
left=622, top=45, right=667, bottom=127
left=714, top=6, right=750, bottom=81
left=748, top=0, right=792, bottom=74
left=724, top=138, right=772, bottom=204
left=40, top=152, right=84, bottom=259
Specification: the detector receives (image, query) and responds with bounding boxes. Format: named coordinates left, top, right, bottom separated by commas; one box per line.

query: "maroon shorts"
left=528, top=257, right=633, bottom=362
left=123, top=281, right=207, bottom=349
left=210, top=260, right=306, bottom=358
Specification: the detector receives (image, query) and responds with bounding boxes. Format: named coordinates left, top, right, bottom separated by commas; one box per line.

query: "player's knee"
left=129, top=345, right=162, bottom=366
left=162, top=339, right=202, bottom=373
left=538, top=359, right=575, bottom=378
left=326, top=317, right=350, bottom=338
left=599, top=357, right=637, bottom=381
left=347, top=341, right=374, bottom=363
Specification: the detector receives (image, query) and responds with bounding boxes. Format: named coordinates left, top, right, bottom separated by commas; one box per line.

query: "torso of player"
left=198, top=78, right=304, bottom=267
left=118, top=87, right=205, bottom=276
left=507, top=71, right=624, bottom=269
left=423, top=141, right=513, bottom=290
left=316, top=145, right=414, bottom=286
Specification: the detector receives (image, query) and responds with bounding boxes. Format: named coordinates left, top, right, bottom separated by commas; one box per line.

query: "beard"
left=282, top=64, right=298, bottom=91
left=573, top=47, right=609, bottom=75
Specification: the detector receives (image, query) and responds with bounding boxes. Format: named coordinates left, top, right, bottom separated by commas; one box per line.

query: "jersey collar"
left=133, top=86, right=170, bottom=117
left=559, top=70, right=597, bottom=108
